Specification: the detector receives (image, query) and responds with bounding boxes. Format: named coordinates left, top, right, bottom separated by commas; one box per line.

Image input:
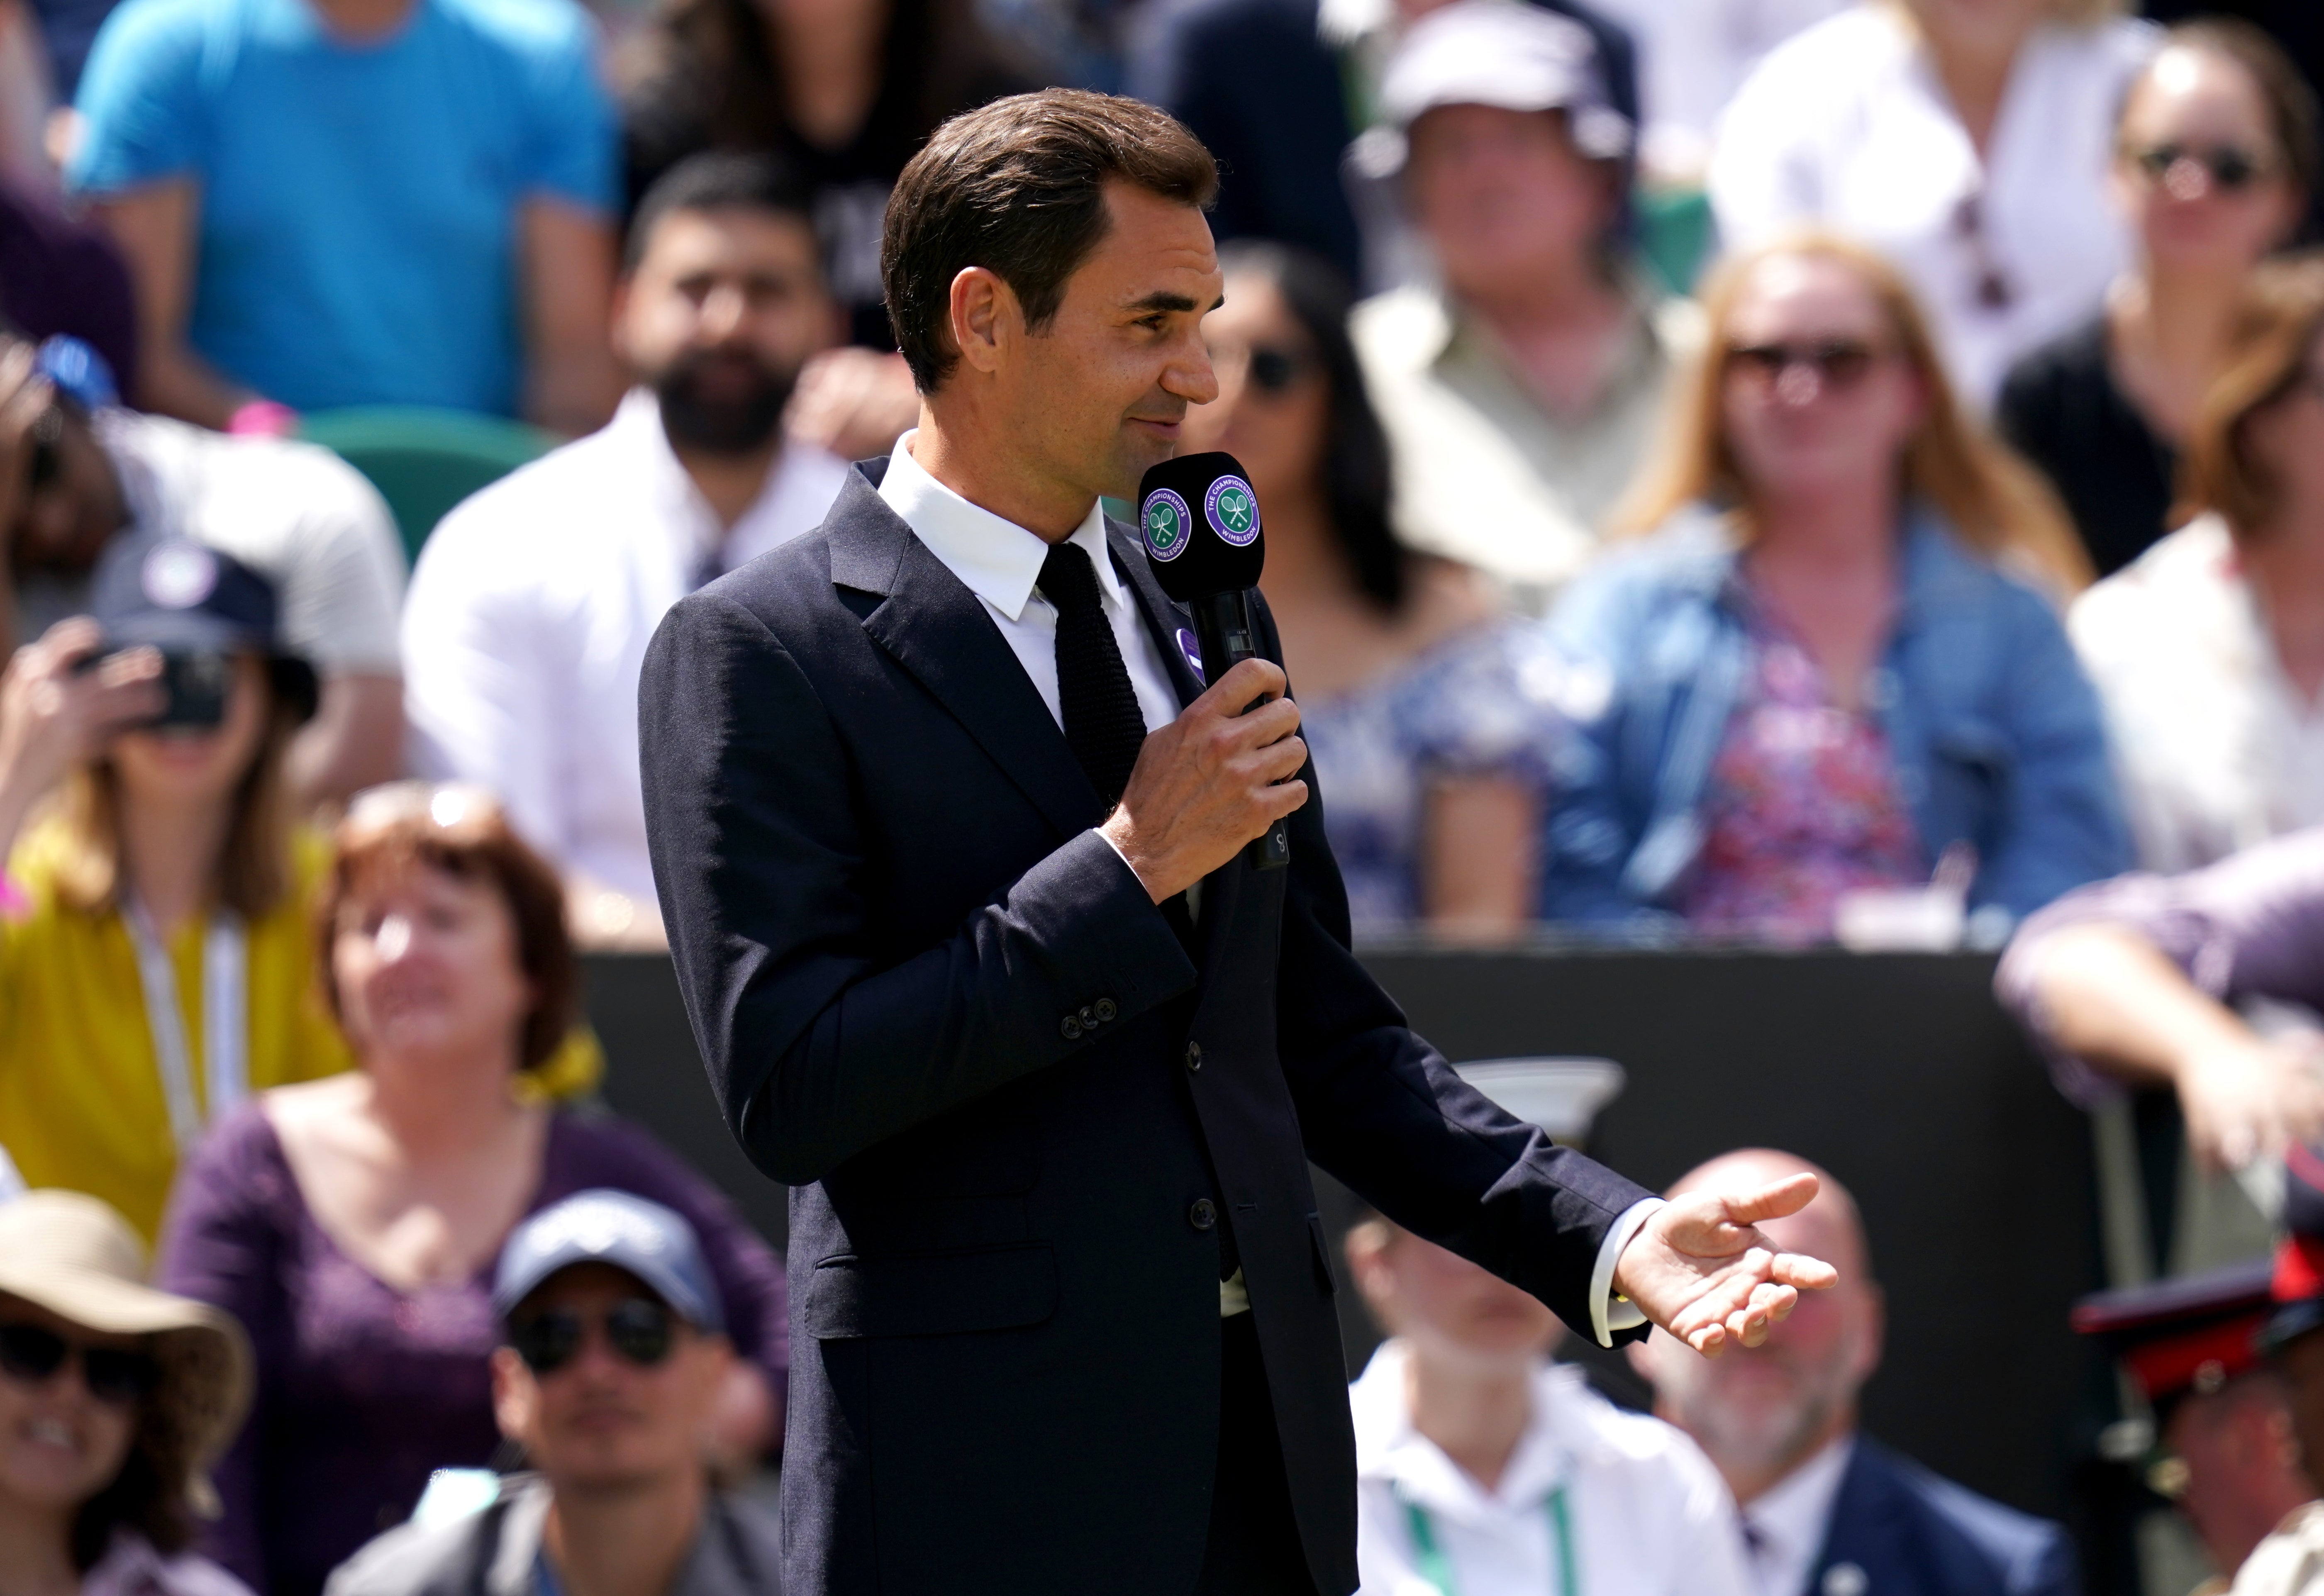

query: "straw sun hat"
left=0, top=1191, right=252, bottom=1511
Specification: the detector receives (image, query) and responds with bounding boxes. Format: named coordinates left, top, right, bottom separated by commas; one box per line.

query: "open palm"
left=1612, top=1172, right=1839, bottom=1355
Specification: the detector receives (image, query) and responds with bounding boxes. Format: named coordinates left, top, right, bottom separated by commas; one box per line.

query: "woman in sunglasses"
left=154, top=785, right=785, bottom=1596
left=2000, top=22, right=2315, bottom=580
left=1176, top=242, right=1553, bottom=937
left=1536, top=234, right=2128, bottom=943
left=0, top=1189, right=254, bottom=1596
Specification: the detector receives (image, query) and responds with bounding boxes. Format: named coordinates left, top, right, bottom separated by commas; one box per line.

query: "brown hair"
left=882, top=89, right=1218, bottom=392
left=67, top=1360, right=202, bottom=1570
left=1618, top=232, right=2092, bottom=591
left=50, top=671, right=301, bottom=921
left=2128, top=21, right=2321, bottom=207
left=317, top=786, right=577, bottom=1073
left=2179, top=251, right=2324, bottom=539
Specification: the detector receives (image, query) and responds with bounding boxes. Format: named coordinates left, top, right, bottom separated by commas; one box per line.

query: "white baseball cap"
left=1377, top=0, right=1631, bottom=158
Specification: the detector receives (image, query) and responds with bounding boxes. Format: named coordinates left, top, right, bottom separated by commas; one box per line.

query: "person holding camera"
left=0, top=535, right=351, bottom=1244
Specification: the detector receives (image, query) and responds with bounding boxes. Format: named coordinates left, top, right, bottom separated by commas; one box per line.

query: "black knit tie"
left=1039, top=541, right=1148, bottom=809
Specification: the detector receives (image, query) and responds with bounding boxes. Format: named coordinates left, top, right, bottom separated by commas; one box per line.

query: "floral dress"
left=1300, top=624, right=1558, bottom=933
left=1680, top=601, right=1925, bottom=944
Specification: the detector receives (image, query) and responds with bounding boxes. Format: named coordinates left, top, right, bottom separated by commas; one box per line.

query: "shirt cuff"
left=1590, top=1196, right=1665, bottom=1348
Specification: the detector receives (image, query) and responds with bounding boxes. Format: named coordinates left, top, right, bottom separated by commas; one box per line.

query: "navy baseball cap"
left=89, top=537, right=319, bottom=722
left=493, top=1190, right=726, bottom=1335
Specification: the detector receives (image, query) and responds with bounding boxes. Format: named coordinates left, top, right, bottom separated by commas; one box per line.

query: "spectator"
left=2230, top=1151, right=2324, bottom=1594
left=403, top=154, right=848, bottom=947
left=1, top=335, right=407, bottom=807
left=0, top=1189, right=257, bottom=1596
left=617, top=0, right=1032, bottom=458
left=324, top=1189, right=781, bottom=1596
left=2070, top=255, right=2324, bottom=874
left=2072, top=1261, right=2313, bottom=1589
left=1538, top=235, right=2125, bottom=943
left=1343, top=1211, right=1752, bottom=1596
left=1584, top=0, right=1845, bottom=187
left=1999, top=22, right=2316, bottom=581
left=65, top=0, right=622, bottom=433
left=1710, top=0, right=2157, bottom=411
left=1633, top=1149, right=2078, bottom=1596
left=1994, top=826, right=2324, bottom=1183
left=0, top=187, right=140, bottom=402
left=0, top=540, right=350, bottom=1245
left=1351, top=0, right=1699, bottom=609
left=157, top=782, right=785, bottom=1596
left=1178, top=241, right=1548, bottom=936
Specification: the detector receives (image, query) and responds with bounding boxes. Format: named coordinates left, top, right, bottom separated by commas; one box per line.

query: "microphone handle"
left=1190, top=590, right=1291, bottom=872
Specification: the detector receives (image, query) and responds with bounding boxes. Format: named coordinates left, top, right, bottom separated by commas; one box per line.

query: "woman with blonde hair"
left=1536, top=234, right=2130, bottom=942
left=1710, top=0, right=2157, bottom=409
left=0, top=538, right=348, bottom=1245
left=2070, top=253, right=2324, bottom=871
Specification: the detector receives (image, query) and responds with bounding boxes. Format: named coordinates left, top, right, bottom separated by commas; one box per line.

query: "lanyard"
left=1401, top=1486, right=1577, bottom=1596
left=124, top=902, right=247, bottom=1153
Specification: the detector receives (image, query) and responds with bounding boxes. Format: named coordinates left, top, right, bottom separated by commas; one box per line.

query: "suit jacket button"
left=1189, top=1199, right=1218, bottom=1232
left=1185, top=1041, right=1203, bottom=1071
left=1093, top=998, right=1117, bottom=1023
left=1061, top=1016, right=1084, bottom=1040
left=1078, top=1005, right=1096, bottom=1028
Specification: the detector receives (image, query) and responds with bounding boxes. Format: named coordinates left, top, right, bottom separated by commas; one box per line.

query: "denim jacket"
left=1533, top=507, right=2131, bottom=934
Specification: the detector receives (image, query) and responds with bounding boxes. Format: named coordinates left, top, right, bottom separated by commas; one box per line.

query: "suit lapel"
left=1810, top=1442, right=1923, bottom=1596
left=1108, top=518, right=1206, bottom=705
left=832, top=468, right=1106, bottom=841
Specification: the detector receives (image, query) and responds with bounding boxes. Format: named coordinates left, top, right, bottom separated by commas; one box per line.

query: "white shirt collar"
left=1739, top=1433, right=1855, bottom=1595
left=876, top=429, right=1125, bottom=622
left=1350, top=1338, right=1587, bottom=1527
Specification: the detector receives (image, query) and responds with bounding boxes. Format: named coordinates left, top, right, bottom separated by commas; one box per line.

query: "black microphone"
left=1137, top=451, right=1291, bottom=872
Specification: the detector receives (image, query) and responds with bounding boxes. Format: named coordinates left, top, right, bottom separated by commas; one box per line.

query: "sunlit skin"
left=107, top=653, right=269, bottom=813
left=332, top=862, right=537, bottom=1072
left=616, top=210, right=841, bottom=422
left=1403, top=104, right=1617, bottom=317
left=1176, top=277, right=1328, bottom=512
left=2163, top=1375, right=2312, bottom=1575
left=0, top=1295, right=144, bottom=1596
left=2115, top=47, right=2303, bottom=281
left=1631, top=1152, right=1883, bottom=1505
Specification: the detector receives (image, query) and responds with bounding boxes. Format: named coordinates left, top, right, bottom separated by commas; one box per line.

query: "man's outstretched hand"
left=1612, top=1172, right=1839, bottom=1356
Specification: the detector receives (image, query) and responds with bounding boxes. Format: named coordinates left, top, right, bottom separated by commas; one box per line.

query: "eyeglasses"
left=1725, top=339, right=1885, bottom=392
left=0, top=1321, right=159, bottom=1405
left=1211, top=341, right=1315, bottom=399
left=507, top=1298, right=677, bottom=1376
left=2127, top=141, right=2273, bottom=193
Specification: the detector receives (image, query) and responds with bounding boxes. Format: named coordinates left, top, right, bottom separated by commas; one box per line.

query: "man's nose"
left=696, top=284, right=751, bottom=343
left=1168, top=336, right=1221, bottom=408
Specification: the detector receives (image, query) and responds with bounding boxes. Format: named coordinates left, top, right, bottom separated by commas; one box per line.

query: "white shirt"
left=1737, top=1435, right=1854, bottom=1596
left=876, top=433, right=1663, bottom=1338
left=1352, top=1339, right=1753, bottom=1596
left=1709, top=7, right=2156, bottom=410
left=402, top=390, right=850, bottom=899
left=1585, top=0, right=1851, bottom=181
left=2069, top=514, right=2324, bottom=873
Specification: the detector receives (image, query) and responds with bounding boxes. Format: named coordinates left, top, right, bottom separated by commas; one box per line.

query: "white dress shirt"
left=1709, top=7, right=2156, bottom=409
left=1585, top=0, right=1851, bottom=181
left=402, top=389, right=850, bottom=899
left=1352, top=1339, right=1753, bottom=1596
left=1738, top=1435, right=1854, bottom=1596
left=875, top=433, right=1660, bottom=1340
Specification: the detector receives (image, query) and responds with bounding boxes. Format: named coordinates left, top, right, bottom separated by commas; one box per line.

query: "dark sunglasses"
left=508, top=1298, right=676, bottom=1376
left=2129, top=142, right=2272, bottom=192
left=0, top=1321, right=159, bottom=1405
left=1725, top=339, right=1883, bottom=390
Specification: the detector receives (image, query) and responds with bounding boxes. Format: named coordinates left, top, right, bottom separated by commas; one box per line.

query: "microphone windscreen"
left=1136, top=451, right=1266, bottom=601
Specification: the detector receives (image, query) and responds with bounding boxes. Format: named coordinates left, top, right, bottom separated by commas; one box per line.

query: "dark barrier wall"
left=583, top=947, right=2100, bottom=1525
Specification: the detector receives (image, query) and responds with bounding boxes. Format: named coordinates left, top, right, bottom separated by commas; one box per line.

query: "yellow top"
left=0, top=819, right=351, bottom=1244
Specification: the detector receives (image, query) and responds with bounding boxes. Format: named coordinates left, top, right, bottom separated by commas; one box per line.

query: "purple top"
left=0, top=179, right=139, bottom=401
left=156, top=1106, right=788, bottom=1596
left=1996, top=826, right=2324, bottom=1105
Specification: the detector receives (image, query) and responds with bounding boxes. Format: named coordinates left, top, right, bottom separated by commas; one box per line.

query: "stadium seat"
left=300, top=407, right=555, bottom=567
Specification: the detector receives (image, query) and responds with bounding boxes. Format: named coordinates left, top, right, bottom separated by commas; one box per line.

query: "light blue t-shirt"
left=68, top=0, right=615, bottom=416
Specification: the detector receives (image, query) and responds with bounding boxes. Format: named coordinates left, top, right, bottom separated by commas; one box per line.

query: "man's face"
left=616, top=207, right=842, bottom=456
left=996, top=181, right=1223, bottom=503
left=492, top=1264, right=732, bottom=1494
left=1634, top=1175, right=1880, bottom=1485
left=4, top=403, right=120, bottom=575
left=1403, top=104, right=1616, bottom=305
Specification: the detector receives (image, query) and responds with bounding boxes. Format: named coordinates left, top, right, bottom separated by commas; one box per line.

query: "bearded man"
left=402, top=150, right=850, bottom=947
left=1633, top=1150, right=2078, bottom=1596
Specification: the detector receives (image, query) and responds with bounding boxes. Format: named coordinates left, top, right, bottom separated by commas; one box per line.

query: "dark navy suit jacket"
left=1810, top=1440, right=2079, bottom=1596
left=639, top=463, right=1653, bottom=1596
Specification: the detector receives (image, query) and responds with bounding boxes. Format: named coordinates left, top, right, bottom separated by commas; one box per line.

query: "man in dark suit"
left=640, top=88, right=1833, bottom=1596
left=1636, top=1150, right=2076, bottom=1596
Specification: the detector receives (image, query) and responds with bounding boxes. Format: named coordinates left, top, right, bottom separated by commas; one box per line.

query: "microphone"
left=1137, top=451, right=1291, bottom=872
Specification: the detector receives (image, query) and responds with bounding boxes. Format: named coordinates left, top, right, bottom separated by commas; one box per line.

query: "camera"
left=74, top=647, right=233, bottom=729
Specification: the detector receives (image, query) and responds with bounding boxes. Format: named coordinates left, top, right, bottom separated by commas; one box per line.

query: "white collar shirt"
left=1351, top=1339, right=1753, bottom=1596
left=401, top=389, right=850, bottom=900
left=1708, top=7, right=2157, bottom=409
left=874, top=430, right=1187, bottom=738
left=1736, top=1435, right=1855, bottom=1596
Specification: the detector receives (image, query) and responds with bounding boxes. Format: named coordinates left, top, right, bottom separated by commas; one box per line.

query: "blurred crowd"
left=5, top=0, right=2324, bottom=1591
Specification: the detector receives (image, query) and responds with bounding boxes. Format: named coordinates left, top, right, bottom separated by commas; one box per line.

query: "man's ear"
left=490, top=1345, right=534, bottom=1447
left=947, top=265, right=1022, bottom=378
left=609, top=274, right=637, bottom=369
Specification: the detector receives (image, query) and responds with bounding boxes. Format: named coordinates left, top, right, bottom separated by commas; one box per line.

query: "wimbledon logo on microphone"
left=1142, top=487, right=1193, bottom=563
left=1205, top=476, right=1260, bottom=546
